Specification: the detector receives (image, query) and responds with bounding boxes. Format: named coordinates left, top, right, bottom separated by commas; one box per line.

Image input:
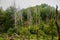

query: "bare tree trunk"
left=55, top=21, right=60, bottom=40
left=52, top=34, right=53, bottom=40
left=55, top=5, right=60, bottom=40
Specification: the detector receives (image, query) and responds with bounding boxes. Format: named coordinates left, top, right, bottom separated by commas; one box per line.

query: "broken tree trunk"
left=55, top=5, right=60, bottom=40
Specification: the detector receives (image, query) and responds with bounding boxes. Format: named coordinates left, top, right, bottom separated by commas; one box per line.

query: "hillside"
left=0, top=4, right=60, bottom=40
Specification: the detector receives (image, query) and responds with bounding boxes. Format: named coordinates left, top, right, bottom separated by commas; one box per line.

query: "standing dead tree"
left=55, top=5, right=60, bottom=40
left=27, top=9, right=32, bottom=26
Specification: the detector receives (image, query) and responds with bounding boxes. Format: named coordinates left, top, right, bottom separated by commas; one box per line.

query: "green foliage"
left=29, top=25, right=39, bottom=34
left=4, top=6, right=16, bottom=32
left=7, top=27, right=20, bottom=36
left=22, top=9, right=27, bottom=21
left=0, top=7, right=6, bottom=32
left=0, top=4, right=60, bottom=40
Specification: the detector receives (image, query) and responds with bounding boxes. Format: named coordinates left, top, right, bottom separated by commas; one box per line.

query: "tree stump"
left=10, top=36, right=14, bottom=40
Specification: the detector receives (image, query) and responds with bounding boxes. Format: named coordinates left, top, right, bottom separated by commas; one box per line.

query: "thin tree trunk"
left=52, top=34, right=53, bottom=40
left=37, top=30, right=39, bottom=40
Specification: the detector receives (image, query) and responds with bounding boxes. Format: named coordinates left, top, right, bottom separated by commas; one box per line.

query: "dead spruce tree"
left=55, top=5, right=60, bottom=40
